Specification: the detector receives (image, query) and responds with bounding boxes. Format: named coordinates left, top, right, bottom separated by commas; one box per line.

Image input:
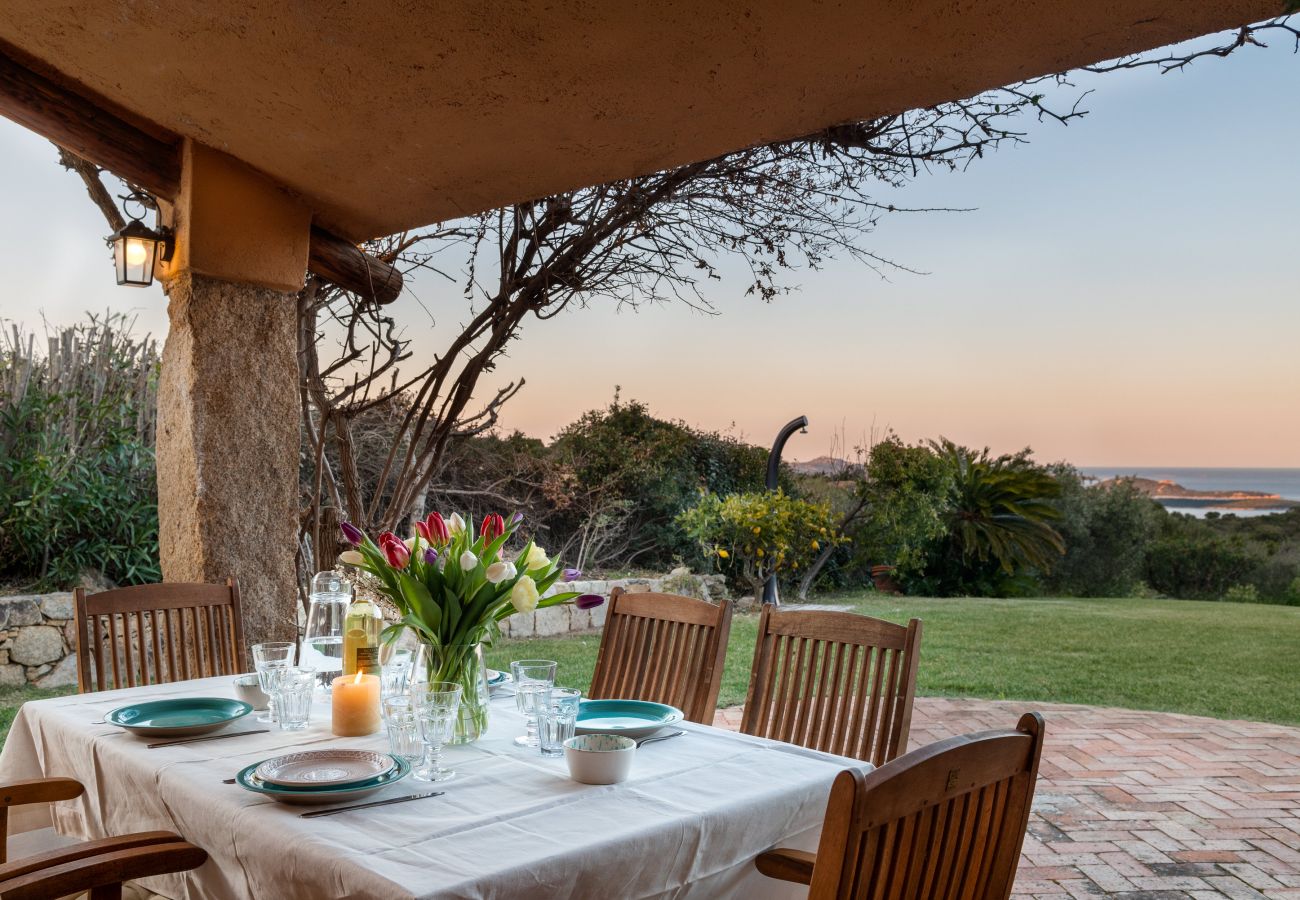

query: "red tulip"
left=479, top=513, right=506, bottom=542
left=422, top=512, right=451, bottom=546
left=378, top=531, right=410, bottom=568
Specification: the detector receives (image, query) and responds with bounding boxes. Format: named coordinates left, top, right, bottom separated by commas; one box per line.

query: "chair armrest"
left=0, top=839, right=207, bottom=900
left=0, top=778, right=84, bottom=809
left=0, top=830, right=180, bottom=880
left=755, top=847, right=817, bottom=884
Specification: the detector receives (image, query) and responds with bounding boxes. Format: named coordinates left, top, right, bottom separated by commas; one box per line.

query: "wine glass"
left=410, top=681, right=463, bottom=782
left=251, top=642, right=296, bottom=724
left=510, top=660, right=557, bottom=747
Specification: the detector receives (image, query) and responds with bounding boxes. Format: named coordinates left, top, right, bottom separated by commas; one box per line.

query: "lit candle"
left=331, top=671, right=381, bottom=736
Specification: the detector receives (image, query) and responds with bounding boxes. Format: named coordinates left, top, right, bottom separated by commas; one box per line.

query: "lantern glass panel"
left=113, top=233, right=158, bottom=287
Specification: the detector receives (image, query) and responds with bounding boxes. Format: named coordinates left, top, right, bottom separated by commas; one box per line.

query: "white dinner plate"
left=255, top=750, right=396, bottom=789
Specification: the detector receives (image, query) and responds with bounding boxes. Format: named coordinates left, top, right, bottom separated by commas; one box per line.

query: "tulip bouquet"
left=337, top=511, right=601, bottom=742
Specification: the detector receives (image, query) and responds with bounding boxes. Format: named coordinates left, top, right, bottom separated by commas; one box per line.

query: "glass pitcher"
left=303, top=570, right=350, bottom=693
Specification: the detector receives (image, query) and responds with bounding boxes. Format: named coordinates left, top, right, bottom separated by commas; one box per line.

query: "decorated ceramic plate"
left=106, top=698, right=253, bottom=737
left=574, top=700, right=684, bottom=741
left=236, top=755, right=411, bottom=806
left=255, top=750, right=397, bottom=789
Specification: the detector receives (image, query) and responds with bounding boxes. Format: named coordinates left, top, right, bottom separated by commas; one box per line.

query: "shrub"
left=550, top=398, right=778, bottom=569
left=1223, top=583, right=1260, bottom=604
left=1145, top=515, right=1261, bottom=601
left=677, top=490, right=845, bottom=598
left=0, top=315, right=160, bottom=588
left=1044, top=467, right=1161, bottom=597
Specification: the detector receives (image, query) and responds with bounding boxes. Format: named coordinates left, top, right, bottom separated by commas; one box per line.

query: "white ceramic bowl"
left=233, top=674, right=270, bottom=710
left=563, top=734, right=636, bottom=785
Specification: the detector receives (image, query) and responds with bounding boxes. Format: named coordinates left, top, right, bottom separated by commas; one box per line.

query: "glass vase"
left=413, top=641, right=490, bottom=744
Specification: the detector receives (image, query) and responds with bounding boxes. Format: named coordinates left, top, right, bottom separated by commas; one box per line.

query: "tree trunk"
left=156, top=271, right=301, bottom=657
left=797, top=543, right=839, bottom=601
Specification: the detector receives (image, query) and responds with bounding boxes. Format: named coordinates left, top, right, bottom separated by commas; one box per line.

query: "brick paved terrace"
left=714, top=698, right=1300, bottom=898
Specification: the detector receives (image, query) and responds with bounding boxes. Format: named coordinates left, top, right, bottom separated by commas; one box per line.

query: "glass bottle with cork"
left=343, top=587, right=383, bottom=677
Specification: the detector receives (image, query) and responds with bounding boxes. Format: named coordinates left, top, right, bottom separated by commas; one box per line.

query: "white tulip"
left=459, top=550, right=478, bottom=572
left=337, top=550, right=364, bottom=566
left=510, top=576, right=540, bottom=613
left=486, top=561, right=517, bottom=584
left=448, top=513, right=466, bottom=535
left=525, top=544, right=550, bottom=571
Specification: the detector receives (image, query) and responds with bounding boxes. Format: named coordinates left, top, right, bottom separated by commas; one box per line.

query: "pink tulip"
left=378, top=531, right=410, bottom=568
left=423, top=512, right=451, bottom=546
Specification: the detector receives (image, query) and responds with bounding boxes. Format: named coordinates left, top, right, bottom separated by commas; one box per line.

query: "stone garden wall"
left=502, top=569, right=728, bottom=639
left=1, top=571, right=727, bottom=687
left=0, top=592, right=79, bottom=688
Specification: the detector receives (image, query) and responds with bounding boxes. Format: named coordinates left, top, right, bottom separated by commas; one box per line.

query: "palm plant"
left=929, top=439, right=1065, bottom=578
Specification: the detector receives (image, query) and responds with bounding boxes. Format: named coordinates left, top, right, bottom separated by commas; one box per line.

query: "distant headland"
left=1100, top=476, right=1300, bottom=511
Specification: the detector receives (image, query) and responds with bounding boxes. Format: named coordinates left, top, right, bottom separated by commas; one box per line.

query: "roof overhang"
left=0, top=1, right=1281, bottom=241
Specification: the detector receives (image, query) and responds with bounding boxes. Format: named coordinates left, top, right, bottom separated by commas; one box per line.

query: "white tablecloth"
left=0, top=676, right=868, bottom=899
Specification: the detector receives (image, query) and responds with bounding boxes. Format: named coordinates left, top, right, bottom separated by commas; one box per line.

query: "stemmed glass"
left=410, top=681, right=463, bottom=782
left=251, top=642, right=296, bottom=724
left=511, top=660, right=557, bottom=747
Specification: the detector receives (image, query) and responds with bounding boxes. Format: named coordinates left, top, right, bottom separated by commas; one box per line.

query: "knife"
left=147, top=729, right=269, bottom=749
left=300, top=791, right=445, bottom=818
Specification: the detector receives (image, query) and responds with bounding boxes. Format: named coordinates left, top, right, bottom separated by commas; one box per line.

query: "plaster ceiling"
left=0, top=1, right=1279, bottom=240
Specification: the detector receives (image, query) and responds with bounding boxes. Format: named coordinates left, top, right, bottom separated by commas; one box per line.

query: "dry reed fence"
left=1, top=315, right=157, bottom=453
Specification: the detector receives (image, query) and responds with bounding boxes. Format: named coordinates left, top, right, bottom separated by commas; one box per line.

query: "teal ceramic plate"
left=106, top=698, right=253, bottom=737
left=575, top=699, right=684, bottom=741
left=487, top=669, right=508, bottom=687
left=236, top=755, right=411, bottom=806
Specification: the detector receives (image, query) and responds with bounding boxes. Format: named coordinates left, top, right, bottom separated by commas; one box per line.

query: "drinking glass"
left=380, top=645, right=413, bottom=699
left=537, top=687, right=581, bottom=757
left=271, top=666, right=315, bottom=730
left=510, top=660, right=557, bottom=747
left=381, top=695, right=422, bottom=761
left=251, top=642, right=296, bottom=724
left=410, top=681, right=462, bottom=782
left=303, top=572, right=349, bottom=694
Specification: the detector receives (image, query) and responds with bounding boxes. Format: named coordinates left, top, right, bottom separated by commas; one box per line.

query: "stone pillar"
left=157, top=141, right=312, bottom=652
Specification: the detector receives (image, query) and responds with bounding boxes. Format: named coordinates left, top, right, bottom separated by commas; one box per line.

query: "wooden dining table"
left=0, top=674, right=868, bottom=899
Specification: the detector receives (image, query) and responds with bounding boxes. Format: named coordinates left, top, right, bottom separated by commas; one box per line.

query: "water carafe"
left=303, top=570, right=350, bottom=692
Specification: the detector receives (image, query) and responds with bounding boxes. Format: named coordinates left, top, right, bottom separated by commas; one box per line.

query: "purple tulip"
left=511, top=512, right=524, bottom=525
left=563, top=568, right=582, bottom=583
left=575, top=594, right=604, bottom=610
left=339, top=522, right=365, bottom=545
left=424, top=547, right=440, bottom=564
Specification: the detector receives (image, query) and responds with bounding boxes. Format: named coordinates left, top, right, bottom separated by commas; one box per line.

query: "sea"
left=1079, top=467, right=1300, bottom=518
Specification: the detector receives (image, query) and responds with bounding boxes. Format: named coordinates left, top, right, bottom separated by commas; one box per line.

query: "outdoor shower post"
left=763, top=416, right=808, bottom=606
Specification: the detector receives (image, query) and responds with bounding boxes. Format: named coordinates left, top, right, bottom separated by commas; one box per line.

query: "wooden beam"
left=0, top=39, right=180, bottom=197
left=307, top=227, right=403, bottom=305
left=0, top=38, right=402, bottom=304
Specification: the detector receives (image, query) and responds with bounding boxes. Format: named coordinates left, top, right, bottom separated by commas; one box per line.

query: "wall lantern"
left=108, top=196, right=174, bottom=287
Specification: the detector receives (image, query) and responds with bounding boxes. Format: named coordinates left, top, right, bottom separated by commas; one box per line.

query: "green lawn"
left=487, top=594, right=1300, bottom=726
left=0, top=684, right=75, bottom=748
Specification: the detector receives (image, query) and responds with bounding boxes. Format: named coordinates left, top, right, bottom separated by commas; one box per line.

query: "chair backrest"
left=588, top=588, right=732, bottom=724
left=741, top=607, right=921, bottom=765
left=806, top=712, right=1045, bottom=900
left=73, top=579, right=246, bottom=692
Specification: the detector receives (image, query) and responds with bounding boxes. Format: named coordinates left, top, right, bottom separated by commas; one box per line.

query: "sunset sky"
left=1, top=33, right=1296, bottom=467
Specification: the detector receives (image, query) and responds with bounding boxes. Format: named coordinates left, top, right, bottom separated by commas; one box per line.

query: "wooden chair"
left=756, top=712, right=1045, bottom=899
left=741, top=607, right=921, bottom=765
left=588, top=588, right=732, bottom=724
left=0, top=776, right=206, bottom=900
left=73, top=579, right=246, bottom=692
left=0, top=834, right=207, bottom=900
